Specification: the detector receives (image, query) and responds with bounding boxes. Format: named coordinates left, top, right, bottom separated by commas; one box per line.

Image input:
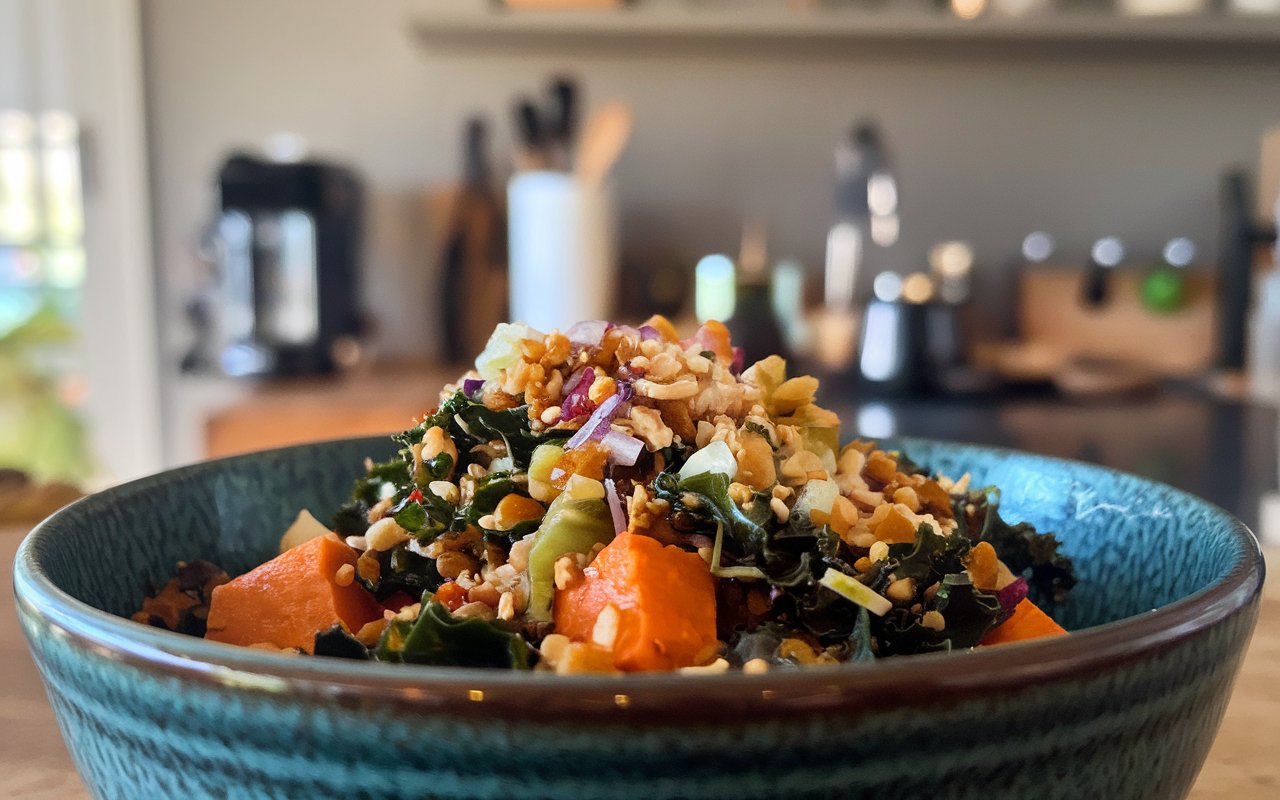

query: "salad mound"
left=136, top=317, right=1076, bottom=673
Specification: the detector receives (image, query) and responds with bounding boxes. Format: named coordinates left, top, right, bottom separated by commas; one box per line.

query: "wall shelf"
left=412, top=3, right=1280, bottom=50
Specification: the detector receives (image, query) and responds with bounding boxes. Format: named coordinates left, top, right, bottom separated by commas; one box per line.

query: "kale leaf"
left=313, top=624, right=369, bottom=661
left=651, top=470, right=770, bottom=559
left=965, top=493, right=1077, bottom=605
left=351, top=457, right=410, bottom=507
left=932, top=573, right=1002, bottom=649
left=363, top=544, right=445, bottom=601
left=374, top=600, right=533, bottom=669
left=464, top=471, right=522, bottom=523
left=888, top=523, right=971, bottom=584
left=394, top=390, right=568, bottom=474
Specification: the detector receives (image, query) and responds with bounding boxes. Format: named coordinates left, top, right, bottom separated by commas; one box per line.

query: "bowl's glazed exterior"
left=14, top=437, right=1265, bottom=800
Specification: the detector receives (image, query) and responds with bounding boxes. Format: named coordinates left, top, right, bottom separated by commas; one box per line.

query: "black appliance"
left=207, top=154, right=363, bottom=376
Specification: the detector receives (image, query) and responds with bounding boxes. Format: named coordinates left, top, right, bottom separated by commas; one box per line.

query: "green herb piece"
left=848, top=607, right=876, bottom=663
left=414, top=452, right=454, bottom=486
left=364, top=543, right=444, bottom=601
left=331, top=505, right=370, bottom=538
left=889, top=523, right=971, bottom=584
left=391, top=391, right=471, bottom=452
left=743, top=421, right=776, bottom=448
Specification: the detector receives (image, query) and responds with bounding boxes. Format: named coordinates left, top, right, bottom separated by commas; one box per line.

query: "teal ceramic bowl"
left=14, top=437, right=1265, bottom=800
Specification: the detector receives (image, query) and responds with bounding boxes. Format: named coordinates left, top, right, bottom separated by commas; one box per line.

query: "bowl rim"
left=14, top=435, right=1267, bottom=723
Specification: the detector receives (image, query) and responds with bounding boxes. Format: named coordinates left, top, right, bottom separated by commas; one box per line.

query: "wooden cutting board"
left=1013, top=267, right=1217, bottom=378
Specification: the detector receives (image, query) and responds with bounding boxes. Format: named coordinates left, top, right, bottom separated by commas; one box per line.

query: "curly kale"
left=958, top=490, right=1077, bottom=605
left=374, top=600, right=533, bottom=669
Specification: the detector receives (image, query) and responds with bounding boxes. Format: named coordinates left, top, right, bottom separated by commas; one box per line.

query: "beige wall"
left=142, top=0, right=1280, bottom=366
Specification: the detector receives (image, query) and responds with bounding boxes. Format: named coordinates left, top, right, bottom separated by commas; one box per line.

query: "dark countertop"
left=818, top=383, right=1279, bottom=533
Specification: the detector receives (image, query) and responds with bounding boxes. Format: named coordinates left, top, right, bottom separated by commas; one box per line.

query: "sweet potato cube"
left=206, top=534, right=382, bottom=653
left=554, top=533, right=716, bottom=672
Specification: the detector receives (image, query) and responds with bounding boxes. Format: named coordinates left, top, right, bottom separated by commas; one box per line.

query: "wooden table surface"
left=2, top=525, right=1276, bottom=798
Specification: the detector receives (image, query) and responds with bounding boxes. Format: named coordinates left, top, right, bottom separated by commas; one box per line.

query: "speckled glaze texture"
left=15, top=437, right=1265, bottom=800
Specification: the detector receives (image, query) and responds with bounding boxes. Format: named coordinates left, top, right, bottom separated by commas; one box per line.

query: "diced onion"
left=278, top=509, right=331, bottom=554
left=793, top=479, right=839, bottom=519
left=678, top=440, right=738, bottom=482
left=461, top=378, right=484, bottom=398
left=638, top=325, right=662, bottom=341
left=601, top=430, right=644, bottom=467
left=604, top=478, right=627, bottom=533
left=475, top=322, right=539, bottom=380
left=819, top=568, right=893, bottom=616
left=566, top=320, right=611, bottom=347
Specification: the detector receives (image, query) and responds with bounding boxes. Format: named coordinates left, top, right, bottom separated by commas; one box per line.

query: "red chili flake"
left=407, top=489, right=424, bottom=503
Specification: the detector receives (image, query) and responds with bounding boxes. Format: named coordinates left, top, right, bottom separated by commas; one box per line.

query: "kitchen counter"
left=4, top=381, right=1277, bottom=796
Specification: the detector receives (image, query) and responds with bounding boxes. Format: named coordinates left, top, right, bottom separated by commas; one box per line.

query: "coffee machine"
left=198, top=154, right=363, bottom=377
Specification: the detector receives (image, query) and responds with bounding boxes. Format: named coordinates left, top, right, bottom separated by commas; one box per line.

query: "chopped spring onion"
left=710, top=521, right=766, bottom=580
left=819, top=568, right=893, bottom=616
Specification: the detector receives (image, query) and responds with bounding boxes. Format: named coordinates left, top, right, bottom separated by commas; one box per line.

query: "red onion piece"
left=604, top=478, right=627, bottom=534
left=730, top=346, right=745, bottom=375
left=566, top=320, right=611, bottom=347
left=681, top=533, right=716, bottom=550
left=601, top=430, right=644, bottom=467
left=563, top=366, right=590, bottom=396
left=996, top=576, right=1029, bottom=613
left=565, top=392, right=625, bottom=449
left=637, top=325, right=662, bottom=341
left=561, top=367, right=596, bottom=420
left=461, top=378, right=484, bottom=398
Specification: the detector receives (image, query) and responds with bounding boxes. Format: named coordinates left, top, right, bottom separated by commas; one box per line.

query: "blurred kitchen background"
left=4, top=0, right=1280, bottom=540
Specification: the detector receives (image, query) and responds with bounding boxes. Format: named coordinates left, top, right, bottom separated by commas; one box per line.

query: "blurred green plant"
left=0, top=301, right=90, bottom=485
